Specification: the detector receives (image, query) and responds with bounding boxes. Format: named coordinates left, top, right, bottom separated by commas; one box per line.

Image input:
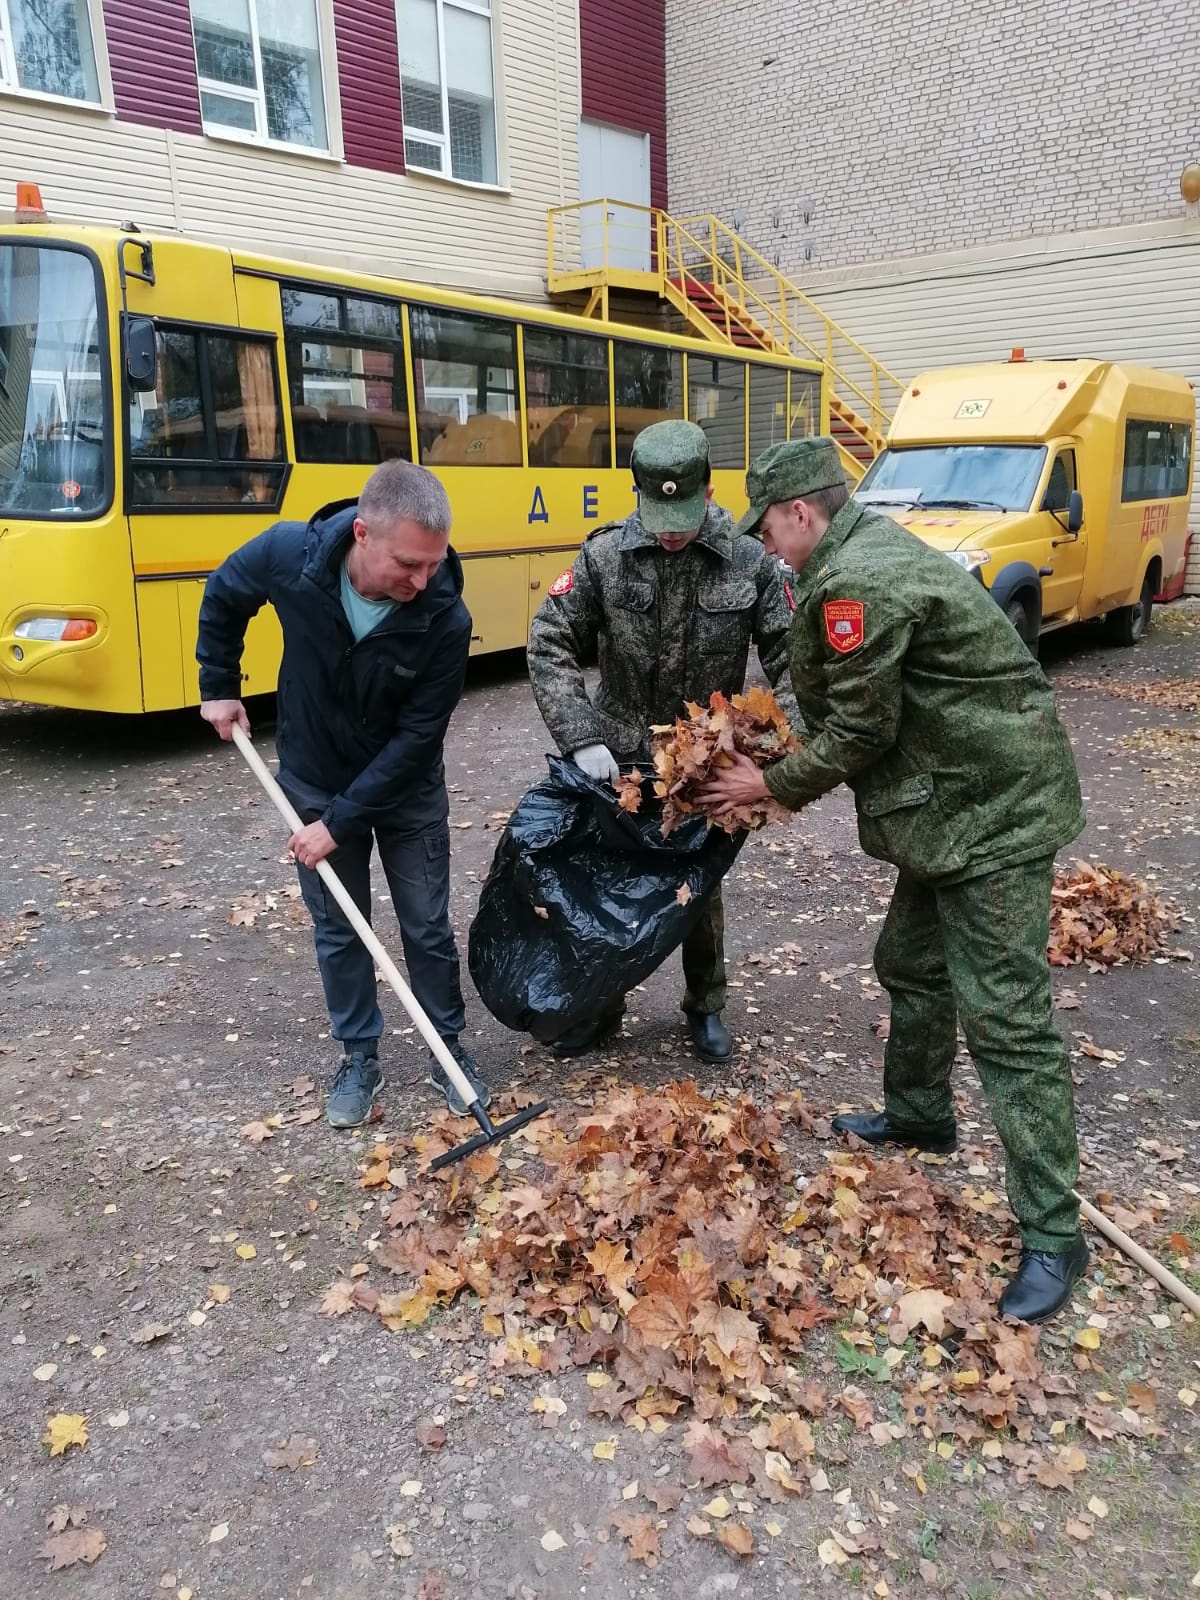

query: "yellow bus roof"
left=6, top=219, right=822, bottom=374
left=891, top=358, right=1196, bottom=444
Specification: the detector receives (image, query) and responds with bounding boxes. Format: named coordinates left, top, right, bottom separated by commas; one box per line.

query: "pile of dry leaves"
left=323, top=1080, right=1157, bottom=1563
left=1055, top=675, right=1200, bottom=713
left=1049, top=859, right=1185, bottom=969
left=613, top=688, right=799, bottom=836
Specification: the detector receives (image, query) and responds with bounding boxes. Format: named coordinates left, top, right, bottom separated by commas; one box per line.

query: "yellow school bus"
left=0, top=188, right=825, bottom=714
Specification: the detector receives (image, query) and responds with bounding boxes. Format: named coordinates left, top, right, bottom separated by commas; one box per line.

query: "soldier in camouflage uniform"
left=701, top=436, right=1090, bottom=1324
left=526, top=419, right=799, bottom=1063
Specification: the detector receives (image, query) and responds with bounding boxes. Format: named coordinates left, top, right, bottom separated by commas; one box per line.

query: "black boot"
left=685, top=1012, right=733, bottom=1063
left=831, top=1109, right=958, bottom=1155
left=550, top=1006, right=625, bottom=1058
left=998, top=1232, right=1090, bottom=1323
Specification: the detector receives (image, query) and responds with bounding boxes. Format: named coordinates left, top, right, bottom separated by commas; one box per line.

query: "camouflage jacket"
left=764, top=501, right=1085, bottom=883
left=527, top=504, right=800, bottom=762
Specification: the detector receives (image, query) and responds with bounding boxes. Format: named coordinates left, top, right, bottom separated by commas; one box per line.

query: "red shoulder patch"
left=823, top=599, right=865, bottom=654
left=549, top=569, right=574, bottom=597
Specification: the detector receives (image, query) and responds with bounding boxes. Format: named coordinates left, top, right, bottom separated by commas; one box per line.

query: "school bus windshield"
left=0, top=242, right=108, bottom=518
left=858, top=443, right=1047, bottom=512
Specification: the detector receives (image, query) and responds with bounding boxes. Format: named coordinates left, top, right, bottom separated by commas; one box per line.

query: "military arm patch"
left=823, top=599, right=865, bottom=653
left=548, top=569, right=574, bottom=597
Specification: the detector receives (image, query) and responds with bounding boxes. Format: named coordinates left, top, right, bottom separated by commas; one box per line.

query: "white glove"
left=572, top=742, right=619, bottom=783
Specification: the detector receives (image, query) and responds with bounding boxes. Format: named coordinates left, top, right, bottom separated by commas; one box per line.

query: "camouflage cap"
left=630, top=419, right=710, bottom=535
left=736, top=437, right=846, bottom=537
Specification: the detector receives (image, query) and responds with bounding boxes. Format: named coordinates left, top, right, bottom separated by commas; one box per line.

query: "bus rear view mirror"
left=1067, top=489, right=1083, bottom=533
left=125, top=315, right=157, bottom=393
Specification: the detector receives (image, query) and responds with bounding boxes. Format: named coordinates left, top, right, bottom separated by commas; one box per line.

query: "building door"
left=578, top=120, right=651, bottom=272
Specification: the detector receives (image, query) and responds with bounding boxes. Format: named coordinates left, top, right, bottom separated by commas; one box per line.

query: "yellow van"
left=854, top=354, right=1195, bottom=648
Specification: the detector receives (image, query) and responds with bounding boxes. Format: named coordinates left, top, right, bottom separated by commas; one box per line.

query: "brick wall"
left=665, top=0, right=1200, bottom=273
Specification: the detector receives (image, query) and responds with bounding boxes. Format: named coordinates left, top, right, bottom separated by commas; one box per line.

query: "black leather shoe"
left=550, top=1006, right=625, bottom=1058
left=831, top=1109, right=958, bottom=1155
left=685, top=1012, right=733, bottom=1063
left=998, top=1231, right=1090, bottom=1324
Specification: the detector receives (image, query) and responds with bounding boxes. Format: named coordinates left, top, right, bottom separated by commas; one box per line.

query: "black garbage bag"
left=468, top=755, right=746, bottom=1042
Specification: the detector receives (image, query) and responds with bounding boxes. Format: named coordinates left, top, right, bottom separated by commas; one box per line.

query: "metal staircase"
left=547, top=201, right=905, bottom=479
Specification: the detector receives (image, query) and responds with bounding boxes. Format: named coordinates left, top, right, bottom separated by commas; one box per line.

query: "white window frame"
left=192, top=0, right=334, bottom=156
left=400, top=0, right=499, bottom=186
left=0, top=0, right=110, bottom=110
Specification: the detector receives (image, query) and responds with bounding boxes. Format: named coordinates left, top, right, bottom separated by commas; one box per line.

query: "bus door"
left=122, top=239, right=288, bottom=709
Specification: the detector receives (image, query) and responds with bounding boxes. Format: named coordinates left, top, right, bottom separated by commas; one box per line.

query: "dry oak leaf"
left=264, top=1433, right=317, bottom=1470
left=39, top=1526, right=106, bottom=1570
left=716, top=1522, right=755, bottom=1558
left=44, top=1414, right=88, bottom=1456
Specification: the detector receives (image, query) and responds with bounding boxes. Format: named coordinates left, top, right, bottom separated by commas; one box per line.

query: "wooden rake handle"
left=230, top=725, right=481, bottom=1112
left=1075, top=1191, right=1200, bottom=1317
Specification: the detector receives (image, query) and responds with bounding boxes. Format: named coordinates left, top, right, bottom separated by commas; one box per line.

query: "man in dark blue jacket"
left=196, top=459, right=491, bottom=1129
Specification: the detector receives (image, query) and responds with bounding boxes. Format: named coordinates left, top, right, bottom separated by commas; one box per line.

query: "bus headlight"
left=14, top=617, right=98, bottom=642
left=946, top=550, right=992, bottom=573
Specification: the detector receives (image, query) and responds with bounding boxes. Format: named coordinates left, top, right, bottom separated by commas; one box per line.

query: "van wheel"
left=1105, top=572, right=1154, bottom=646
left=1005, top=594, right=1040, bottom=656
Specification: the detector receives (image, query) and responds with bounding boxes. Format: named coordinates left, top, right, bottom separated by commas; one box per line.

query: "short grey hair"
left=358, top=460, right=451, bottom=537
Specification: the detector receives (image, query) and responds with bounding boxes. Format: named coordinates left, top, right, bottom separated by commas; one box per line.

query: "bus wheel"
left=1005, top=594, right=1040, bottom=656
left=1105, top=572, right=1154, bottom=646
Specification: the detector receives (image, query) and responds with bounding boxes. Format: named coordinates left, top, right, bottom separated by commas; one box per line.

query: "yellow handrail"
left=546, top=200, right=899, bottom=453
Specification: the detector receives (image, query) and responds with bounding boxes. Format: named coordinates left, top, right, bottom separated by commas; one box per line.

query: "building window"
left=191, top=0, right=329, bottom=152
left=524, top=330, right=610, bottom=467
left=397, top=0, right=498, bottom=185
left=410, top=306, right=519, bottom=464
left=128, top=325, right=287, bottom=509
left=1121, top=420, right=1192, bottom=502
left=0, top=0, right=100, bottom=103
left=281, top=286, right=412, bottom=464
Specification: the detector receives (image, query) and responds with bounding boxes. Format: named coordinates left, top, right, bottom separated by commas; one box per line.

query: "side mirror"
left=124, top=315, right=157, bottom=393
left=1067, top=489, right=1083, bottom=533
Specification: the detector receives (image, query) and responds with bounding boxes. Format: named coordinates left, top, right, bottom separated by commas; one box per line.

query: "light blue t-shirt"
left=340, top=558, right=397, bottom=642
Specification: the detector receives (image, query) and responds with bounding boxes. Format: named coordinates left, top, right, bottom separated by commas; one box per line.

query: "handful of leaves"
left=613, top=687, right=799, bottom=836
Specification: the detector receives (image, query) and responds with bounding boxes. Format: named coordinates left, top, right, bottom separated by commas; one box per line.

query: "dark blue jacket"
left=196, top=499, right=472, bottom=840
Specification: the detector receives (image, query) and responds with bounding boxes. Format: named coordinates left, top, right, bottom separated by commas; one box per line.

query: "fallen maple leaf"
left=614, top=771, right=643, bottom=813
left=130, top=1322, right=173, bottom=1345
left=611, top=1510, right=660, bottom=1567
left=39, top=1526, right=106, bottom=1570
left=894, top=1288, right=954, bottom=1338
left=241, top=1119, right=276, bottom=1144
left=264, top=1433, right=317, bottom=1470
left=650, top=688, right=800, bottom=836
left=44, top=1415, right=88, bottom=1456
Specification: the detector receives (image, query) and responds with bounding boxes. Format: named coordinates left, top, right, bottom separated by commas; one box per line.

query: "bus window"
left=128, top=327, right=286, bottom=508
left=687, top=356, right=746, bottom=470
left=748, top=365, right=788, bottom=459
left=612, top=342, right=682, bottom=466
left=788, top=372, right=820, bottom=439
left=281, top=287, right=410, bottom=464
left=1122, top=420, right=1192, bottom=502
left=409, top=306, right=520, bottom=465
left=0, top=243, right=108, bottom=518
left=524, top=329, right=611, bottom=468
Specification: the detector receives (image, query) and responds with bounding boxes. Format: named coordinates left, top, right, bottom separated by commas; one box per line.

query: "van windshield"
left=857, top=444, right=1047, bottom=513
left=0, top=243, right=108, bottom=518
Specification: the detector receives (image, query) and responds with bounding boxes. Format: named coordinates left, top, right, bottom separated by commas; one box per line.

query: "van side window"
left=1122, top=420, right=1192, bottom=502
left=281, top=287, right=411, bottom=466
left=127, top=326, right=287, bottom=510
left=1043, top=449, right=1076, bottom=511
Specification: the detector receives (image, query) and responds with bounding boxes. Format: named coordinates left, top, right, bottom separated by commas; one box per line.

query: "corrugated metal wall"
left=332, top=0, right=406, bottom=175
left=579, top=0, right=667, bottom=210
left=805, top=224, right=1200, bottom=592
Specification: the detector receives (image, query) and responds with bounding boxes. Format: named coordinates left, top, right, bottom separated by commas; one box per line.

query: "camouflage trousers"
left=873, top=855, right=1080, bottom=1253
left=680, top=885, right=727, bottom=1016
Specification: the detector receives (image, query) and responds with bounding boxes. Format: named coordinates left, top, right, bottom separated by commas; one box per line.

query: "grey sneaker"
left=427, top=1042, right=493, bottom=1116
left=326, top=1049, right=383, bottom=1128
